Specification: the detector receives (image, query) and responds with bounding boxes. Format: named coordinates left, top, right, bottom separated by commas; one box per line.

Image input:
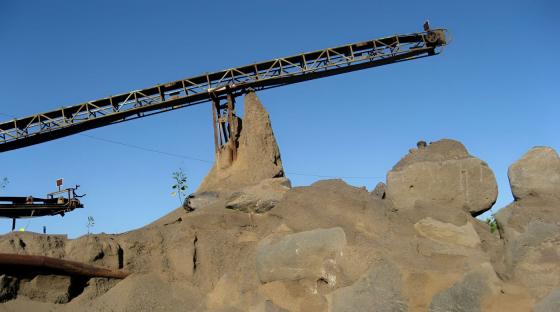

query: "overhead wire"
left=79, top=133, right=213, bottom=164
left=1, top=110, right=384, bottom=180
left=80, top=134, right=385, bottom=180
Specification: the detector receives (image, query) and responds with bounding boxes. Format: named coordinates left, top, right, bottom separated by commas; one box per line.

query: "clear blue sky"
left=1, top=1, right=558, bottom=237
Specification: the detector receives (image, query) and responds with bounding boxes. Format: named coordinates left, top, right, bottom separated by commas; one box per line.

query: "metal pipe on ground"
left=0, top=253, right=130, bottom=279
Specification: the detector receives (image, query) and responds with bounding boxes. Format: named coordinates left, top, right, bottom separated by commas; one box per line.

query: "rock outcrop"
left=508, top=147, right=560, bottom=201
left=327, top=260, right=407, bottom=312
left=371, top=182, right=386, bottom=199
left=226, top=177, right=291, bottom=213
left=429, top=264, right=500, bottom=312
left=197, top=92, right=284, bottom=195
left=256, top=227, right=346, bottom=283
left=414, top=217, right=481, bottom=248
left=495, top=146, right=560, bottom=300
left=0, top=93, right=557, bottom=312
left=184, top=191, right=219, bottom=212
left=386, top=139, right=498, bottom=217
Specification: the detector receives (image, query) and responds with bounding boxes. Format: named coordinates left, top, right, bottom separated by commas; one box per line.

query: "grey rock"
left=0, top=275, right=18, bottom=302
left=184, top=191, right=220, bottom=211
left=264, top=300, right=289, bottom=312
left=535, top=288, right=560, bottom=312
left=494, top=148, right=560, bottom=298
left=508, top=147, right=560, bottom=201
left=393, top=139, right=469, bottom=170
left=495, top=218, right=560, bottom=297
left=386, top=139, right=498, bottom=217
left=414, top=218, right=481, bottom=248
left=256, top=227, right=346, bottom=283
left=429, top=271, right=490, bottom=312
left=226, top=178, right=290, bottom=213
left=328, top=260, right=407, bottom=312
left=371, top=182, right=386, bottom=199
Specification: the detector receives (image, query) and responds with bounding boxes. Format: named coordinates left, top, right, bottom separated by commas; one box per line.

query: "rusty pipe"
left=0, top=253, right=130, bottom=279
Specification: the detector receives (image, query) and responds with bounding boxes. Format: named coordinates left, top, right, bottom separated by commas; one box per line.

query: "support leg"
left=12, top=218, right=15, bottom=231
left=210, top=91, right=238, bottom=159
left=211, top=98, right=220, bottom=153
left=227, top=93, right=237, bottom=161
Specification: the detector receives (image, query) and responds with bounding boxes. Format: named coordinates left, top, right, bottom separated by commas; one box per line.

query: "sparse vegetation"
left=486, top=215, right=498, bottom=233
left=86, top=216, right=95, bottom=235
left=171, top=168, right=188, bottom=205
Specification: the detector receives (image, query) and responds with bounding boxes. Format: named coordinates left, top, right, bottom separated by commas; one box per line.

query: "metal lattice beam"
left=0, top=28, right=447, bottom=153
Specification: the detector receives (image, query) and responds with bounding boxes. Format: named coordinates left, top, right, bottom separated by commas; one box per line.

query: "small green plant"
left=86, top=216, right=95, bottom=235
left=171, top=168, right=188, bottom=205
left=486, top=215, right=498, bottom=233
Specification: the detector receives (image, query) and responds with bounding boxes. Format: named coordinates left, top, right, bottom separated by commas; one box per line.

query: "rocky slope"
left=1, top=93, right=559, bottom=311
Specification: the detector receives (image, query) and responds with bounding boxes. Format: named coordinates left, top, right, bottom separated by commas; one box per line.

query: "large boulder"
left=429, top=264, right=499, bottom=312
left=226, top=177, right=291, bottom=213
left=327, top=259, right=407, bottom=312
left=494, top=217, right=560, bottom=298
left=197, top=92, right=284, bottom=195
left=508, top=147, right=560, bottom=201
left=495, top=146, right=560, bottom=300
left=386, top=139, right=498, bottom=217
left=414, top=218, right=481, bottom=248
left=256, top=227, right=346, bottom=283
left=184, top=191, right=220, bottom=211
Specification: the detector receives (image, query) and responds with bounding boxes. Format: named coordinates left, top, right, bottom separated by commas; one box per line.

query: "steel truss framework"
left=0, top=28, right=446, bottom=153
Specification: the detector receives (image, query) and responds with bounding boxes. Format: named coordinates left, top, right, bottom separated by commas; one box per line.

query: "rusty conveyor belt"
left=0, top=26, right=447, bottom=152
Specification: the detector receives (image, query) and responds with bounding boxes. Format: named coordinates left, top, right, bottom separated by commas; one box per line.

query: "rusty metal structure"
left=0, top=25, right=447, bottom=154
left=0, top=185, right=84, bottom=230
left=0, top=253, right=129, bottom=279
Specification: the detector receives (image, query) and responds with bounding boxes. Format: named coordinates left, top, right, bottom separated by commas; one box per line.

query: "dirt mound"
left=0, top=95, right=557, bottom=311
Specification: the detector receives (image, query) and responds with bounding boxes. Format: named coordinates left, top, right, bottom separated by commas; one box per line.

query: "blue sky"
left=0, top=1, right=558, bottom=237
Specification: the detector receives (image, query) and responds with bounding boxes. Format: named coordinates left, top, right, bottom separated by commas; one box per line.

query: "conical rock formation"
left=197, top=92, right=284, bottom=195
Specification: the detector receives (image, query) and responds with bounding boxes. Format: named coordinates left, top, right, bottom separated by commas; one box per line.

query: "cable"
left=287, top=172, right=384, bottom=180
left=80, top=134, right=383, bottom=180
left=1, top=110, right=384, bottom=180
left=79, top=134, right=213, bottom=164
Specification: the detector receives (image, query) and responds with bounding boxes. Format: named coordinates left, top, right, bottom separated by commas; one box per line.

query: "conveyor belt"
left=0, top=27, right=447, bottom=152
